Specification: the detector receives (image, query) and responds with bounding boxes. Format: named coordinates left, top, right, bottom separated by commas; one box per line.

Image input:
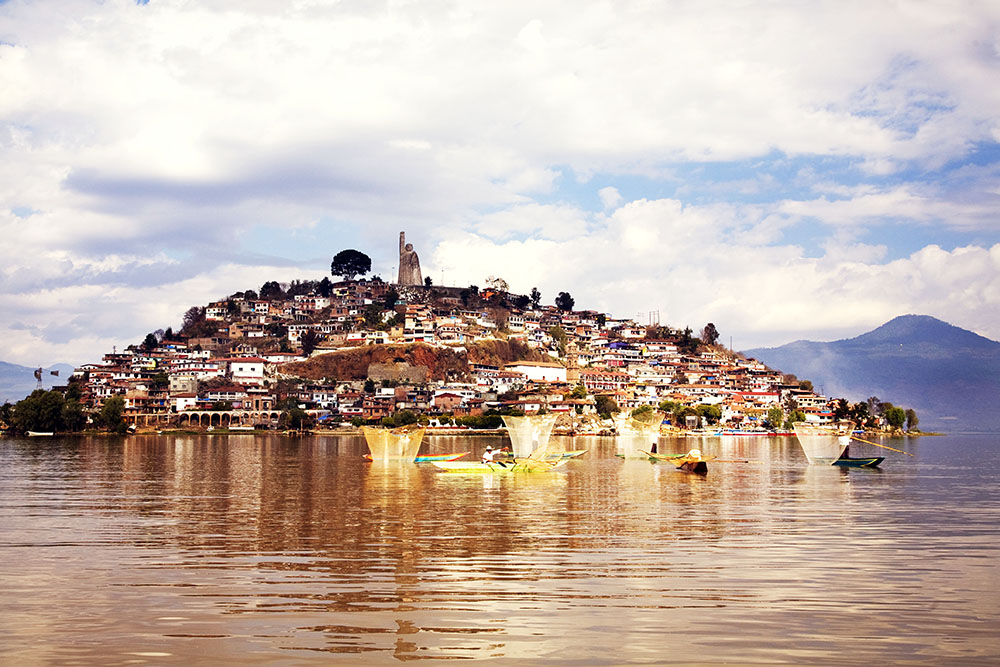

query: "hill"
left=0, top=361, right=76, bottom=405
left=281, top=340, right=546, bottom=383
left=742, top=315, right=1000, bottom=432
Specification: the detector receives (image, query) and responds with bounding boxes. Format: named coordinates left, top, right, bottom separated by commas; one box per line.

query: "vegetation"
left=701, top=323, right=720, bottom=346
left=330, top=249, right=372, bottom=280
left=9, top=389, right=87, bottom=434
left=595, top=394, right=618, bottom=419
left=555, top=291, right=575, bottom=311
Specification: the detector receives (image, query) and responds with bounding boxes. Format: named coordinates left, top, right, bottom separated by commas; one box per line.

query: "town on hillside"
left=1, top=238, right=918, bottom=435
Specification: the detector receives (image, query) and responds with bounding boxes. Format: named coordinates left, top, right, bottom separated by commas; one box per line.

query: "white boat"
left=792, top=421, right=853, bottom=465
left=27, top=431, right=55, bottom=437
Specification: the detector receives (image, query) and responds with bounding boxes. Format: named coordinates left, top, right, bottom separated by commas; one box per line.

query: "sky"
left=2, top=0, right=1000, bottom=367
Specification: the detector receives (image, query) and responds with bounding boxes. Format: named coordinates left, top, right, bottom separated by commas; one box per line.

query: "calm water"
left=1, top=433, right=998, bottom=664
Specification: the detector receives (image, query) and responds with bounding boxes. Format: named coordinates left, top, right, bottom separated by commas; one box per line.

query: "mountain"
left=0, top=361, right=77, bottom=405
left=742, top=315, right=1000, bottom=433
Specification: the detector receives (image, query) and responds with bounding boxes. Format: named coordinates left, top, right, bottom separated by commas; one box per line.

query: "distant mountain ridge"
left=742, top=315, right=1000, bottom=433
left=0, top=361, right=76, bottom=405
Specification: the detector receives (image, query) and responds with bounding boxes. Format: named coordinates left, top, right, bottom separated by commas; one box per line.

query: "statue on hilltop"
left=397, top=232, right=423, bottom=286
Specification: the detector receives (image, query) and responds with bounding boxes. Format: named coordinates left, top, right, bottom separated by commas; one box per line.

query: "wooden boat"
left=833, top=456, right=884, bottom=468
left=431, top=460, right=511, bottom=474
left=432, top=456, right=570, bottom=474
left=639, top=449, right=683, bottom=462
left=671, top=449, right=713, bottom=473
left=27, top=431, right=54, bottom=437
left=364, top=452, right=468, bottom=463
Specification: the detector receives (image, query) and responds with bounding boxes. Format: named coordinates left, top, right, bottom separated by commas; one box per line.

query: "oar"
left=851, top=436, right=914, bottom=456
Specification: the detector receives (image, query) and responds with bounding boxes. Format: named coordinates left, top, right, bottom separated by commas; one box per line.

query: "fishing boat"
left=364, top=452, right=468, bottom=463
left=640, top=448, right=713, bottom=473
left=832, top=456, right=884, bottom=468
left=432, top=456, right=570, bottom=474
left=792, top=421, right=855, bottom=465
left=27, top=431, right=54, bottom=437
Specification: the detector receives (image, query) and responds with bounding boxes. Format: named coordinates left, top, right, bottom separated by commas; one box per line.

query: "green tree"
left=424, top=276, right=433, bottom=287
left=279, top=407, right=314, bottom=430
left=350, top=416, right=366, bottom=427
left=700, top=322, right=720, bottom=345
left=383, top=287, right=400, bottom=309
left=99, top=396, right=128, bottom=434
left=12, top=390, right=66, bottom=433
left=832, top=398, right=850, bottom=420
left=331, top=249, right=372, bottom=280
left=61, top=400, right=87, bottom=431
left=530, top=287, right=541, bottom=308
left=317, top=276, right=334, bottom=298
left=555, top=291, right=575, bottom=311
left=905, top=408, right=919, bottom=431
left=300, top=329, right=321, bottom=356
left=259, top=280, right=284, bottom=300
left=142, top=332, right=158, bottom=352
left=548, top=326, right=568, bottom=355
left=765, top=405, right=784, bottom=429
left=696, top=404, right=722, bottom=425
left=595, top=395, right=618, bottom=419
left=885, top=406, right=906, bottom=430
left=363, top=379, right=376, bottom=393
left=392, top=410, right=418, bottom=426
left=569, top=383, right=587, bottom=399
left=0, top=402, right=13, bottom=429
left=784, top=409, right=807, bottom=430
left=678, top=326, right=698, bottom=354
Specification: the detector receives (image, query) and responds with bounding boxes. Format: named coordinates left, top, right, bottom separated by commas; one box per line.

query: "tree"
left=548, top=326, right=568, bottom=356
left=701, top=323, right=720, bottom=346
left=424, top=276, right=433, bottom=287
left=885, top=406, right=906, bottom=430
left=142, top=333, right=158, bottom=352
left=555, top=291, right=575, bottom=311
left=383, top=287, right=400, bottom=309
left=595, top=395, right=618, bottom=419
left=99, top=396, right=128, bottom=434
left=300, top=329, right=321, bottom=356
left=678, top=326, right=699, bottom=354
left=905, top=408, right=919, bottom=431
left=832, top=398, right=850, bottom=421
left=530, top=287, right=541, bottom=309
left=569, top=383, right=588, bottom=399
left=12, top=389, right=66, bottom=433
left=331, top=249, right=372, bottom=280
left=486, top=276, right=509, bottom=292
left=784, top=409, right=807, bottom=430
left=696, top=404, right=722, bottom=425
left=317, top=277, right=333, bottom=298
left=181, top=306, right=206, bottom=333
left=765, top=405, right=784, bottom=429
left=510, top=294, right=530, bottom=310
left=259, top=280, right=284, bottom=300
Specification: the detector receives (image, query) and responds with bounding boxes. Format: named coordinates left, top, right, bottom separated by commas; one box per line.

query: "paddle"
left=851, top=436, right=914, bottom=456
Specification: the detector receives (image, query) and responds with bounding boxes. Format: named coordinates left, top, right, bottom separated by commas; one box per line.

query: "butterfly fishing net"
left=613, top=411, right=665, bottom=458
left=792, top=421, right=852, bottom=464
left=361, top=424, right=425, bottom=461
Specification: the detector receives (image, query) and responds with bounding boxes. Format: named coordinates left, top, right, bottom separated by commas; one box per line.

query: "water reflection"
left=0, top=433, right=998, bottom=663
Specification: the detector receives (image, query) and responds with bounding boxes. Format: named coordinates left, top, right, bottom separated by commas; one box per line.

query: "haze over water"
left=1, top=433, right=998, bottom=664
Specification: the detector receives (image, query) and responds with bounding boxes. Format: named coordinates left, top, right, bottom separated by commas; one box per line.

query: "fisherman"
left=482, top=445, right=508, bottom=467
left=650, top=441, right=658, bottom=454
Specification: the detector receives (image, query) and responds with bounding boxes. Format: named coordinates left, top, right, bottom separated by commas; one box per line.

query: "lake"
left=1, top=432, right=998, bottom=664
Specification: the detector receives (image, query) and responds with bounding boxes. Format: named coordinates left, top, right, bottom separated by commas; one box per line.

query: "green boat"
left=833, top=456, right=884, bottom=468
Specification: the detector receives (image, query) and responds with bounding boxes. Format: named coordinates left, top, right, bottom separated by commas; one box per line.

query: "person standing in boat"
left=482, top=445, right=508, bottom=467
left=650, top=441, right=658, bottom=454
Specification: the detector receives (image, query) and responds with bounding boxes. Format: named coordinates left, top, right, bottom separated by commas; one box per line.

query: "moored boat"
left=27, top=431, right=54, bottom=437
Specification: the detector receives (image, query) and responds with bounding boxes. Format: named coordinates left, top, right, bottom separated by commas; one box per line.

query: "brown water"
left=1, top=433, right=998, bottom=664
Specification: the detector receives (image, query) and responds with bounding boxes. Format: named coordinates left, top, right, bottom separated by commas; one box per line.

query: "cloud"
left=1, top=1, right=999, bottom=364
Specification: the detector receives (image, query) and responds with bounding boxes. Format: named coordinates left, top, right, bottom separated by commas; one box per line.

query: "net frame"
left=501, top=414, right=558, bottom=458
left=792, top=420, right=853, bottom=465
left=361, top=424, right=426, bottom=462
left=613, top=410, right=665, bottom=458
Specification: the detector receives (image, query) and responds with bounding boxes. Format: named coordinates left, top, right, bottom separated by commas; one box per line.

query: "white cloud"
left=1, top=1, right=999, bottom=365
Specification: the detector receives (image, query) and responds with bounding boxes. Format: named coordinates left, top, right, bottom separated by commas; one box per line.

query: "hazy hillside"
left=743, top=315, right=1000, bottom=432
left=0, top=361, right=76, bottom=405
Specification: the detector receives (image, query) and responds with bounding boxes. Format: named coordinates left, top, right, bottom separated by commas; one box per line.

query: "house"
left=503, top=361, right=567, bottom=383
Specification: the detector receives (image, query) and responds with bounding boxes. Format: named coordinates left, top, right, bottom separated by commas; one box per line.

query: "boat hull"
left=833, top=456, right=884, bottom=468
left=364, top=452, right=468, bottom=463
